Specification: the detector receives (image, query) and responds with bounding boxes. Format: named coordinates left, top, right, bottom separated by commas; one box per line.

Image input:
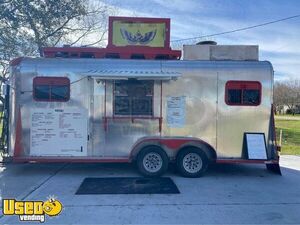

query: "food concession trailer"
left=7, top=17, right=280, bottom=177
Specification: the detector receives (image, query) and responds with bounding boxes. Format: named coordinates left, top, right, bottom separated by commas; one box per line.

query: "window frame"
left=113, top=80, right=154, bottom=117
left=225, top=80, right=262, bottom=106
left=33, top=76, right=70, bottom=102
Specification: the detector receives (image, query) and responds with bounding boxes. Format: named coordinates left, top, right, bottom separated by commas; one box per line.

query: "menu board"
left=167, top=96, right=186, bottom=127
left=245, top=133, right=267, bottom=160
left=30, top=108, right=88, bottom=156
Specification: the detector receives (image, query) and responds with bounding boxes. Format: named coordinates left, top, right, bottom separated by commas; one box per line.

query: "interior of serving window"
left=113, top=80, right=154, bottom=116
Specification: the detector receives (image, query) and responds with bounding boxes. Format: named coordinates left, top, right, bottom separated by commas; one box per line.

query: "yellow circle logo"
left=42, top=199, right=62, bottom=216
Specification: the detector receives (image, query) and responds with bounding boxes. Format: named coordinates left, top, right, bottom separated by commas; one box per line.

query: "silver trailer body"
left=8, top=58, right=277, bottom=163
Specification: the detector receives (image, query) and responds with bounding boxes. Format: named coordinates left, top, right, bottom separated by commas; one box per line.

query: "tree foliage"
left=274, top=79, right=300, bottom=114
left=0, top=0, right=114, bottom=80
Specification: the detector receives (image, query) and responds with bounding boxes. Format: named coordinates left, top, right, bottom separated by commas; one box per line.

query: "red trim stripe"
left=216, top=159, right=279, bottom=164
left=13, top=157, right=130, bottom=163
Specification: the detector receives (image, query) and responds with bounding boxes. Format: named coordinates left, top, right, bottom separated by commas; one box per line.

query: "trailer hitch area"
left=266, top=163, right=282, bottom=175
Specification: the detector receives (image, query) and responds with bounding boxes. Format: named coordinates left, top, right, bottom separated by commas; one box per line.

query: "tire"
left=136, top=146, right=169, bottom=177
left=176, top=147, right=209, bottom=178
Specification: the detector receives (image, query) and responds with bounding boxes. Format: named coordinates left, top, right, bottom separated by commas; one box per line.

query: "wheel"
left=136, top=146, right=169, bottom=177
left=176, top=147, right=208, bottom=177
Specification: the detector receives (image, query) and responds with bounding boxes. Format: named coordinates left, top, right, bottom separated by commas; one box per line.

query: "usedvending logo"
left=2, top=196, right=62, bottom=223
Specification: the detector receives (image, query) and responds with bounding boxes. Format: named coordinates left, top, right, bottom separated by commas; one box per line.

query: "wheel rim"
left=183, top=153, right=203, bottom=173
left=143, top=152, right=163, bottom=173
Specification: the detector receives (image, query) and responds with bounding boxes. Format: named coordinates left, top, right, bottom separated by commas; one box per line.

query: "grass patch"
left=279, top=145, right=300, bottom=155
left=275, top=119, right=300, bottom=155
left=276, top=114, right=300, bottom=117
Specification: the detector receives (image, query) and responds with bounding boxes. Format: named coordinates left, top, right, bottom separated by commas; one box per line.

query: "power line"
left=171, top=14, right=300, bottom=43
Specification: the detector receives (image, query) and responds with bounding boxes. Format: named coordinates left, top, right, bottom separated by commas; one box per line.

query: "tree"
left=0, top=0, right=115, bottom=81
left=274, top=79, right=300, bottom=115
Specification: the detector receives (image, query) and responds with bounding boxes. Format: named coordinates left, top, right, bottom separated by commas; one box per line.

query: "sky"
left=101, top=0, right=300, bottom=80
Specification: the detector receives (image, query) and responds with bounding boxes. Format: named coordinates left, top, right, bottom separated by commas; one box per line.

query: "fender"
left=130, top=136, right=217, bottom=161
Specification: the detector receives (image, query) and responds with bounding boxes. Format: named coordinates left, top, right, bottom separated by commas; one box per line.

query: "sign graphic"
left=167, top=96, right=186, bottom=127
left=120, top=28, right=157, bottom=45
left=112, top=21, right=166, bottom=47
left=245, top=133, right=267, bottom=160
left=2, top=197, right=63, bottom=223
left=30, top=108, right=88, bottom=156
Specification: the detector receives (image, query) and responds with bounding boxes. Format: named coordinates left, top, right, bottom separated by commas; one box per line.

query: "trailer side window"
left=33, top=77, right=70, bottom=102
left=114, top=80, right=153, bottom=116
left=225, top=81, right=261, bottom=106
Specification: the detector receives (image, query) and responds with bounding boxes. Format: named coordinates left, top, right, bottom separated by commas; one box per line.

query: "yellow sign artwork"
left=2, top=197, right=63, bottom=223
left=112, top=21, right=166, bottom=47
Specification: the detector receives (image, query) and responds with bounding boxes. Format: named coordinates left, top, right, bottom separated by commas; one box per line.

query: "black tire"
left=136, top=146, right=169, bottom=177
left=176, top=147, right=209, bottom=178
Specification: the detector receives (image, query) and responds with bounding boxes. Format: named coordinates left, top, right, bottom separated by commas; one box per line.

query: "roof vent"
left=183, top=44, right=258, bottom=61
left=196, top=40, right=217, bottom=45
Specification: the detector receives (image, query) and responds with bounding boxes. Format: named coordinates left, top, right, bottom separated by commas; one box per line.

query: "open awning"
left=80, top=69, right=181, bottom=80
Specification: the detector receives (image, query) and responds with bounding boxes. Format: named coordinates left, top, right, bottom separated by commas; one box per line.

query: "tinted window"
left=225, top=81, right=261, bottom=106
left=228, top=89, right=242, bottom=104
left=243, top=89, right=260, bottom=105
left=34, top=85, right=50, bottom=100
left=33, top=77, right=70, bottom=102
left=114, top=80, right=153, bottom=116
left=51, top=86, right=69, bottom=101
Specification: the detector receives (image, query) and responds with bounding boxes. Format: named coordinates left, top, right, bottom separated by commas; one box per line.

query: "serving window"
left=114, top=80, right=154, bottom=116
left=33, top=77, right=70, bottom=102
left=225, top=81, right=261, bottom=106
